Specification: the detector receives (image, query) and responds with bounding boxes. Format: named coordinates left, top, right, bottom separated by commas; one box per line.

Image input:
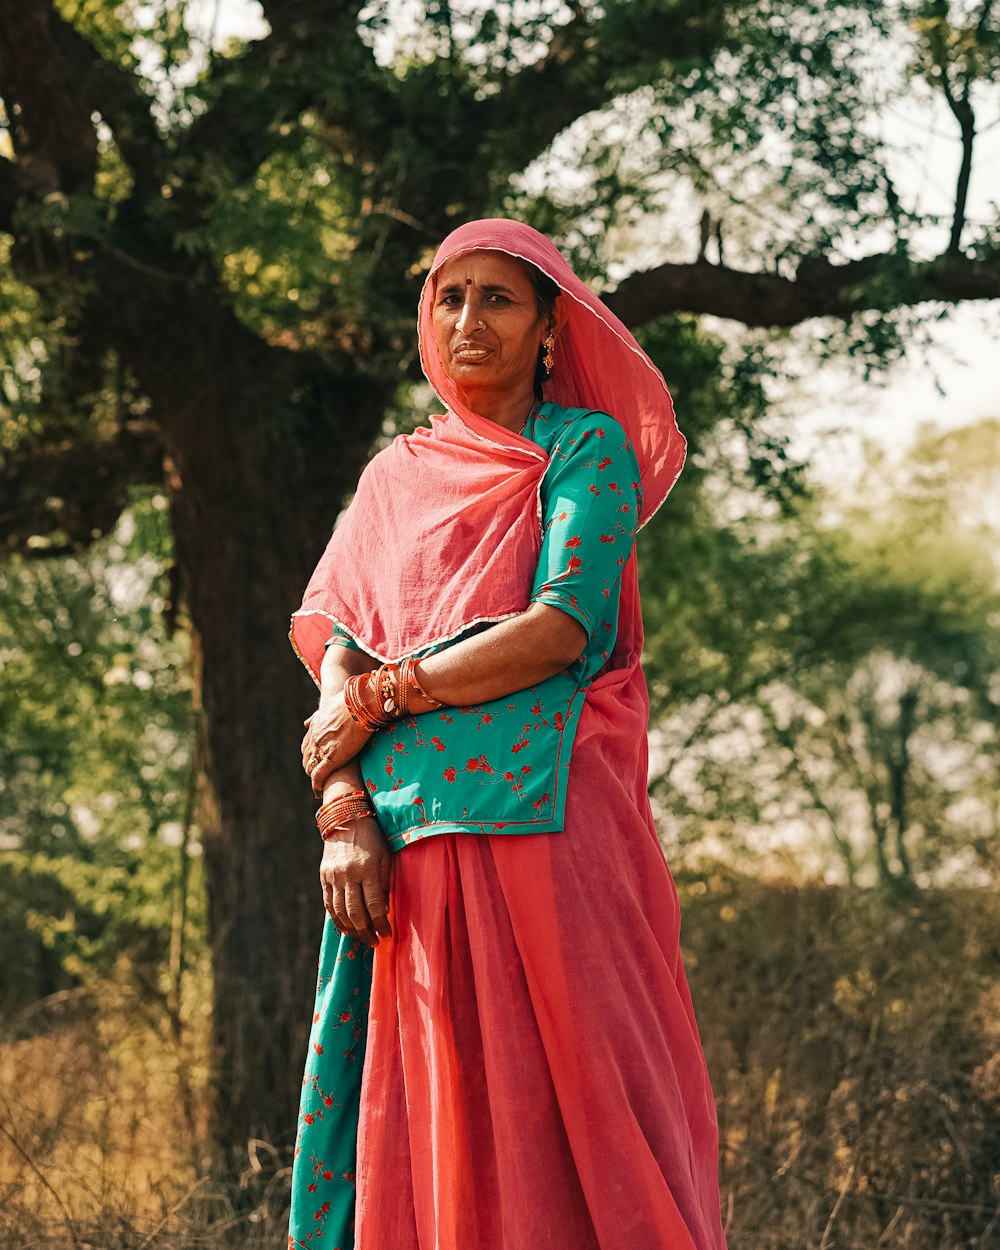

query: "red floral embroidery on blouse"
left=321, top=405, right=642, bottom=853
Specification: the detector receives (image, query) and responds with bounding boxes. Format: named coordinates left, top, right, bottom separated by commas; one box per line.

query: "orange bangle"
left=316, top=789, right=375, bottom=839
left=403, top=657, right=444, bottom=710
left=343, top=662, right=444, bottom=732
left=343, top=673, right=390, bottom=731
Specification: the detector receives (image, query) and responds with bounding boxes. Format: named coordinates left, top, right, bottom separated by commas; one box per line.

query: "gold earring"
left=542, top=333, right=555, bottom=375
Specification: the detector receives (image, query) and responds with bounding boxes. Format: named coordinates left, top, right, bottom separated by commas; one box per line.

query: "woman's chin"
left=449, top=359, right=495, bottom=381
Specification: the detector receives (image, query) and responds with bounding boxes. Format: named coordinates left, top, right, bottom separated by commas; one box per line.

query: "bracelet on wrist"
left=403, top=657, right=444, bottom=710
left=316, top=788, right=376, bottom=840
left=343, top=674, right=391, bottom=732
left=342, top=660, right=444, bottom=733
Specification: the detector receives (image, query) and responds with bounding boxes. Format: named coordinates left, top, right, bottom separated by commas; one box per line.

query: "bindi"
left=466, top=277, right=472, bottom=285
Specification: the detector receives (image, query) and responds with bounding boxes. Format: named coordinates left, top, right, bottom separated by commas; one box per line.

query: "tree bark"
left=174, top=476, right=323, bottom=1153
left=138, top=293, right=388, bottom=1153
left=157, top=351, right=388, bottom=1157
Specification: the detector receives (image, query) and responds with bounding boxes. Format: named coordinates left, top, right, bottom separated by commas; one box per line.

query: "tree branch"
left=0, top=0, right=98, bottom=197
left=47, top=8, right=165, bottom=199
left=177, top=0, right=371, bottom=186
left=0, top=422, right=165, bottom=557
left=299, top=1, right=736, bottom=283
left=0, top=153, right=17, bottom=230
left=477, top=0, right=729, bottom=180
left=0, top=0, right=165, bottom=204
left=935, top=57, right=976, bottom=256
left=183, top=0, right=727, bottom=231
left=602, top=250, right=1000, bottom=329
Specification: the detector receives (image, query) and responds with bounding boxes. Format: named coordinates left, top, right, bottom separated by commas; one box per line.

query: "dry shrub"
left=681, top=878, right=1000, bottom=1250
left=2, top=883, right=998, bottom=1248
left=0, top=981, right=289, bottom=1248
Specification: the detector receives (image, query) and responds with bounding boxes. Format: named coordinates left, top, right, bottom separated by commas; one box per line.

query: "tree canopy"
left=642, top=418, right=1000, bottom=889
left=1, top=0, right=998, bottom=1158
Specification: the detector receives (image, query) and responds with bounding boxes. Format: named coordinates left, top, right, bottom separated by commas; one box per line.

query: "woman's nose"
left=455, top=299, right=481, bottom=333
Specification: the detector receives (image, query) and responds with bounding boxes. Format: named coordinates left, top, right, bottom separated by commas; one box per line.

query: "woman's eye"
left=485, top=294, right=509, bottom=305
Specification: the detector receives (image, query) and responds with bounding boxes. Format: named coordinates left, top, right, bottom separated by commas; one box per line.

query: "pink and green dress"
left=288, top=217, right=726, bottom=1250
left=288, top=404, right=726, bottom=1249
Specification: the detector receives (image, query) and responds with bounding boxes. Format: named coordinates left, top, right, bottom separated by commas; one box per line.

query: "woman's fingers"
left=332, top=884, right=351, bottom=934
left=323, top=878, right=344, bottom=931
left=324, top=869, right=372, bottom=945
left=344, top=880, right=377, bottom=947
left=321, top=871, right=351, bottom=938
left=362, top=875, right=392, bottom=940
left=300, top=726, right=316, bottom=776
left=319, top=825, right=392, bottom=947
left=306, top=696, right=374, bottom=790
left=310, top=754, right=338, bottom=795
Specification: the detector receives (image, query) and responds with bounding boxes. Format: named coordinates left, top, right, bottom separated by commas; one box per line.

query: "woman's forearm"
left=305, top=606, right=585, bottom=791
left=320, top=643, right=377, bottom=703
left=321, top=755, right=368, bottom=804
left=319, top=645, right=377, bottom=800
left=415, top=603, right=586, bottom=707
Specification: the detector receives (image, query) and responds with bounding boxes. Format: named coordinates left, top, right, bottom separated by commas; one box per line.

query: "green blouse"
left=327, top=402, right=642, bottom=851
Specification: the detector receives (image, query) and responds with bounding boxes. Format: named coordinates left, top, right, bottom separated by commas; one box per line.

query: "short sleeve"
left=324, top=620, right=364, bottom=652
left=529, top=413, right=642, bottom=637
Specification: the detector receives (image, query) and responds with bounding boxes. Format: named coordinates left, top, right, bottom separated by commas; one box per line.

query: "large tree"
left=1, top=0, right=997, bottom=1158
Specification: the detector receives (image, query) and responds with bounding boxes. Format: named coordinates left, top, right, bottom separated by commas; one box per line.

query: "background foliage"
left=0, top=494, right=198, bottom=1013
left=1, top=0, right=998, bottom=1243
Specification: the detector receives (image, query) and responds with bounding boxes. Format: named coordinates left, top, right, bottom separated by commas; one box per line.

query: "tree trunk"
left=169, top=449, right=319, bottom=1157
left=888, top=686, right=919, bottom=885
left=152, top=328, right=386, bottom=1161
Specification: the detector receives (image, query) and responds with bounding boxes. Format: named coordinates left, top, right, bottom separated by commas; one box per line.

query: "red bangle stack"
left=316, top=788, right=376, bottom=840
left=401, top=657, right=444, bottom=711
left=343, top=671, right=393, bottom=732
left=343, top=659, right=444, bottom=733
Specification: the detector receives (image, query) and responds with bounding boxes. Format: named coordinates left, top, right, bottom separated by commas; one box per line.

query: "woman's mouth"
left=453, top=343, right=492, bottom=361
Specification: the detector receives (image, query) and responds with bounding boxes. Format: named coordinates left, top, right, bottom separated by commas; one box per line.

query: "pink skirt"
left=354, top=715, right=727, bottom=1250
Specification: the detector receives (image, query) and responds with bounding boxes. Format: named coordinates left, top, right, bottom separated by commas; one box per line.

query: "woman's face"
left=431, top=251, right=550, bottom=401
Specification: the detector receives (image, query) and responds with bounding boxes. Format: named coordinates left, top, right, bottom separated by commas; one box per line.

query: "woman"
left=288, top=219, right=727, bottom=1250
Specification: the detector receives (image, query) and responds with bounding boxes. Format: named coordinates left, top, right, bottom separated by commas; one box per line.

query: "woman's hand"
left=320, top=817, right=392, bottom=947
left=301, top=691, right=373, bottom=794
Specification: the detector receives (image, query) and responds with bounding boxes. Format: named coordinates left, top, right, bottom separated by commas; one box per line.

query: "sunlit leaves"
left=907, top=0, right=1000, bottom=93
left=197, top=134, right=358, bottom=351
left=0, top=494, right=196, bottom=994
left=643, top=418, right=1000, bottom=887
left=54, top=0, right=140, bottom=73
left=356, top=0, right=587, bottom=78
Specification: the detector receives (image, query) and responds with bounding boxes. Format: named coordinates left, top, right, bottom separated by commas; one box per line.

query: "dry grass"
left=684, top=879, right=1000, bottom=1249
left=1, top=882, right=998, bottom=1249
left=0, top=982, right=288, bottom=1249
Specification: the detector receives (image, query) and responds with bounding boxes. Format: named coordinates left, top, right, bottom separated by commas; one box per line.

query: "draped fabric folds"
left=355, top=725, right=726, bottom=1250
left=290, top=219, right=684, bottom=682
left=287, top=219, right=726, bottom=1250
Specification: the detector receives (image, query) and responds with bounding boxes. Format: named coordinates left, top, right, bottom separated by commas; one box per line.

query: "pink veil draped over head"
left=417, top=218, right=685, bottom=516
left=290, top=218, right=685, bottom=687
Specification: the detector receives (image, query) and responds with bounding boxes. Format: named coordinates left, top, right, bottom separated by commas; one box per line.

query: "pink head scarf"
left=417, top=218, right=685, bottom=520
left=290, top=218, right=685, bottom=683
